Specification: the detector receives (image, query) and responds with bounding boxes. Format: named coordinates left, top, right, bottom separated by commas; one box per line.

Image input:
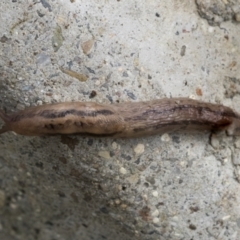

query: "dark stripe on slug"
left=133, top=119, right=231, bottom=132
left=125, top=105, right=238, bottom=121
left=10, top=109, right=115, bottom=122
left=40, top=109, right=114, bottom=119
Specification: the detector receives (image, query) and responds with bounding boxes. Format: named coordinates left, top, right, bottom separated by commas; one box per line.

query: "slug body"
left=0, top=98, right=240, bottom=137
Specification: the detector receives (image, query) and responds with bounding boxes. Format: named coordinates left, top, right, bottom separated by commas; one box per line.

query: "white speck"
left=152, top=209, right=159, bottom=217
left=134, top=143, right=145, bottom=155
left=120, top=167, right=127, bottom=175
left=161, top=133, right=170, bottom=142
left=222, top=158, right=228, bottom=164
left=208, top=26, right=214, bottom=33
left=120, top=204, right=127, bottom=209
left=112, top=142, right=118, bottom=150
left=95, top=80, right=100, bottom=86
left=115, top=199, right=121, bottom=205
left=222, top=215, right=231, bottom=221
left=189, top=94, right=196, bottom=100
left=36, top=100, right=43, bottom=106
left=235, top=139, right=240, bottom=149
left=210, top=134, right=220, bottom=149
left=153, top=217, right=160, bottom=224
left=10, top=203, right=17, bottom=210
left=142, top=194, right=148, bottom=201
left=152, top=191, right=159, bottom=197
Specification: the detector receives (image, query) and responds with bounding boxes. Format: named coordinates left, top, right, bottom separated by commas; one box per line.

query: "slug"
left=0, top=98, right=240, bottom=137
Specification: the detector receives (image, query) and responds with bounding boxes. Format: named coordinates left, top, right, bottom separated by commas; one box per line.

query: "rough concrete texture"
left=196, top=0, right=240, bottom=25
left=1, top=0, right=240, bottom=239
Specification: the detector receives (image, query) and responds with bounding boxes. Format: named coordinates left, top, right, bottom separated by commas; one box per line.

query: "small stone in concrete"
left=152, top=191, right=159, bottom=197
left=161, top=133, right=171, bottom=142
left=119, top=167, right=127, bottom=175
left=98, top=151, right=111, bottom=159
left=134, top=144, right=145, bottom=155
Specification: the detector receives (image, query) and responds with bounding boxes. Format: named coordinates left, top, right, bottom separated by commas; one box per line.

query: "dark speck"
left=172, top=135, right=180, bottom=144
left=35, top=162, right=44, bottom=169
left=89, top=90, right=97, bottom=98
left=124, top=89, right=136, bottom=100
left=87, top=139, right=93, bottom=146
left=82, top=223, right=88, bottom=228
left=58, top=191, right=65, bottom=197
left=100, top=207, right=109, bottom=214
left=180, top=45, right=186, bottom=56
left=155, top=13, right=160, bottom=17
left=45, top=221, right=53, bottom=226
left=189, top=206, right=199, bottom=213
left=121, top=153, right=132, bottom=161
left=135, top=158, right=140, bottom=164
left=106, top=95, right=113, bottom=103
left=179, top=179, right=183, bottom=184
left=0, top=35, right=10, bottom=43
left=37, top=10, right=45, bottom=17
left=40, top=0, right=52, bottom=12
left=122, top=71, right=128, bottom=77
left=86, top=67, right=95, bottom=74
left=189, top=224, right=197, bottom=230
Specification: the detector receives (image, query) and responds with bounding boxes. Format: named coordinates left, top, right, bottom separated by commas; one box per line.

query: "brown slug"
left=0, top=98, right=240, bottom=137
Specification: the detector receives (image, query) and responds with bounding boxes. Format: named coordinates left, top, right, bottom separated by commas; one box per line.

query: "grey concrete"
left=0, top=0, right=240, bottom=239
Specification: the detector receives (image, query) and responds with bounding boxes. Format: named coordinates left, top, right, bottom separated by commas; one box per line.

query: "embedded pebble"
left=234, top=139, right=240, bottom=149
left=152, top=191, right=159, bottom=197
left=152, top=209, right=159, bottom=217
left=235, top=13, right=240, bottom=22
left=98, top=151, right=111, bottom=159
left=134, top=144, right=145, bottom=155
left=234, top=167, right=240, bottom=183
left=36, top=100, right=43, bottom=105
left=126, top=174, right=139, bottom=185
left=120, top=204, right=128, bottom=209
left=232, top=151, right=240, bottom=165
left=161, top=133, right=171, bottom=142
left=36, top=53, right=50, bottom=65
left=115, top=199, right=121, bottom=205
left=81, top=39, right=94, bottom=55
left=210, top=134, right=220, bottom=149
left=119, top=167, right=127, bottom=175
left=112, top=142, right=118, bottom=150
left=153, top=217, right=160, bottom=224
left=52, top=24, right=63, bottom=52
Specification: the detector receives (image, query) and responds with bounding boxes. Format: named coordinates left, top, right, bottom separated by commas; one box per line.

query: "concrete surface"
left=0, top=0, right=240, bottom=239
